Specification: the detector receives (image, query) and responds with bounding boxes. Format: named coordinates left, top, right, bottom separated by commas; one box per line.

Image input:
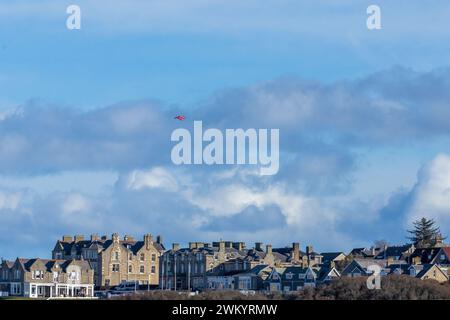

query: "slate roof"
left=410, top=247, right=441, bottom=264
left=386, top=263, right=410, bottom=275
left=375, top=245, right=413, bottom=259
left=56, top=238, right=165, bottom=256
left=14, top=258, right=91, bottom=272
left=316, top=266, right=340, bottom=282
left=321, top=252, right=345, bottom=262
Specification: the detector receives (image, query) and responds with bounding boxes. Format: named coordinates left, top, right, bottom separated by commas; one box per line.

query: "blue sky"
left=1, top=0, right=450, bottom=259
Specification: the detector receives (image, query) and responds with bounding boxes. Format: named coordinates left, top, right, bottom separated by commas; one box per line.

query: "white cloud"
left=0, top=191, right=21, bottom=210
left=124, top=167, right=179, bottom=192
left=61, top=193, right=90, bottom=214
left=406, top=154, right=450, bottom=226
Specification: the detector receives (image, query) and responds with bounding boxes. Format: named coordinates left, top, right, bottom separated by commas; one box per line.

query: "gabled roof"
left=1, top=260, right=14, bottom=269
left=316, top=266, right=340, bottom=282
left=280, top=266, right=315, bottom=280
left=321, top=252, right=346, bottom=262
left=415, top=264, right=448, bottom=279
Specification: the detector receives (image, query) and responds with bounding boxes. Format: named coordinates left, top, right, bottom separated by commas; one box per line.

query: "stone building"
left=0, top=258, right=94, bottom=298
left=159, top=241, right=314, bottom=291
left=52, top=233, right=165, bottom=287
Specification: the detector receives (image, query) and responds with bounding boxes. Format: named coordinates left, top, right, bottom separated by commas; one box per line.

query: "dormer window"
left=32, top=270, right=43, bottom=279
left=286, top=273, right=293, bottom=280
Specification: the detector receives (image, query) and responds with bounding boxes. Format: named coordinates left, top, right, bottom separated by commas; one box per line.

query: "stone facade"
left=159, top=241, right=313, bottom=291
left=0, top=258, right=94, bottom=298
left=52, top=233, right=165, bottom=287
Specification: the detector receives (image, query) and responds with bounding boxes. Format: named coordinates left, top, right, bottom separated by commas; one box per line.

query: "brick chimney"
left=74, top=235, right=84, bottom=243
left=62, top=235, right=73, bottom=243
left=172, top=243, right=180, bottom=251
left=255, top=242, right=263, bottom=251
left=292, top=243, right=300, bottom=261
left=266, top=244, right=273, bottom=255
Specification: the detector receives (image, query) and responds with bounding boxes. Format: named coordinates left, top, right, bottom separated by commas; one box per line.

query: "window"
left=441, top=254, right=446, bottom=261
left=129, top=253, right=133, bottom=260
left=140, top=266, right=145, bottom=273
left=112, top=264, right=120, bottom=272
left=32, top=270, right=43, bottom=279
left=151, top=266, right=156, bottom=273
left=128, top=265, right=132, bottom=273
left=53, top=272, right=59, bottom=281
left=70, top=271, right=78, bottom=280
left=15, top=269, right=20, bottom=279
left=140, top=253, right=145, bottom=262
left=114, top=251, right=120, bottom=260
left=286, top=273, right=293, bottom=280
left=152, top=254, right=156, bottom=262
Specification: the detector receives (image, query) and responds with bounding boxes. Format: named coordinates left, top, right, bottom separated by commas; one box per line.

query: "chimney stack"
left=233, top=242, right=245, bottom=251
left=62, top=235, right=73, bottom=243
left=172, top=243, right=180, bottom=251
left=101, top=235, right=107, bottom=241
left=292, top=243, right=300, bottom=261
left=219, top=241, right=226, bottom=252
left=266, top=244, right=273, bottom=255
left=74, top=235, right=84, bottom=243
left=255, top=242, right=263, bottom=251
left=112, top=233, right=119, bottom=243
left=306, top=245, right=313, bottom=255
left=124, top=235, right=135, bottom=242
left=144, top=234, right=153, bottom=249
left=156, top=235, right=163, bottom=244
left=90, top=234, right=99, bottom=241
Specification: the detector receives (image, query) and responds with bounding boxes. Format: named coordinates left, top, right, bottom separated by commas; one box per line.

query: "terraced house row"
left=1, top=232, right=450, bottom=298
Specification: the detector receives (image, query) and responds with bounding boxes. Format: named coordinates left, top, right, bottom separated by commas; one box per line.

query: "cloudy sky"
left=1, top=0, right=450, bottom=259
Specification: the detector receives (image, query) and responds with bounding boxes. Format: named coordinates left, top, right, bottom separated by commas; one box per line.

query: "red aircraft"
left=174, top=115, right=186, bottom=121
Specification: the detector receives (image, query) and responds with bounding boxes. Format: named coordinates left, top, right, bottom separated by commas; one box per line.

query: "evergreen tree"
left=407, top=217, right=444, bottom=248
